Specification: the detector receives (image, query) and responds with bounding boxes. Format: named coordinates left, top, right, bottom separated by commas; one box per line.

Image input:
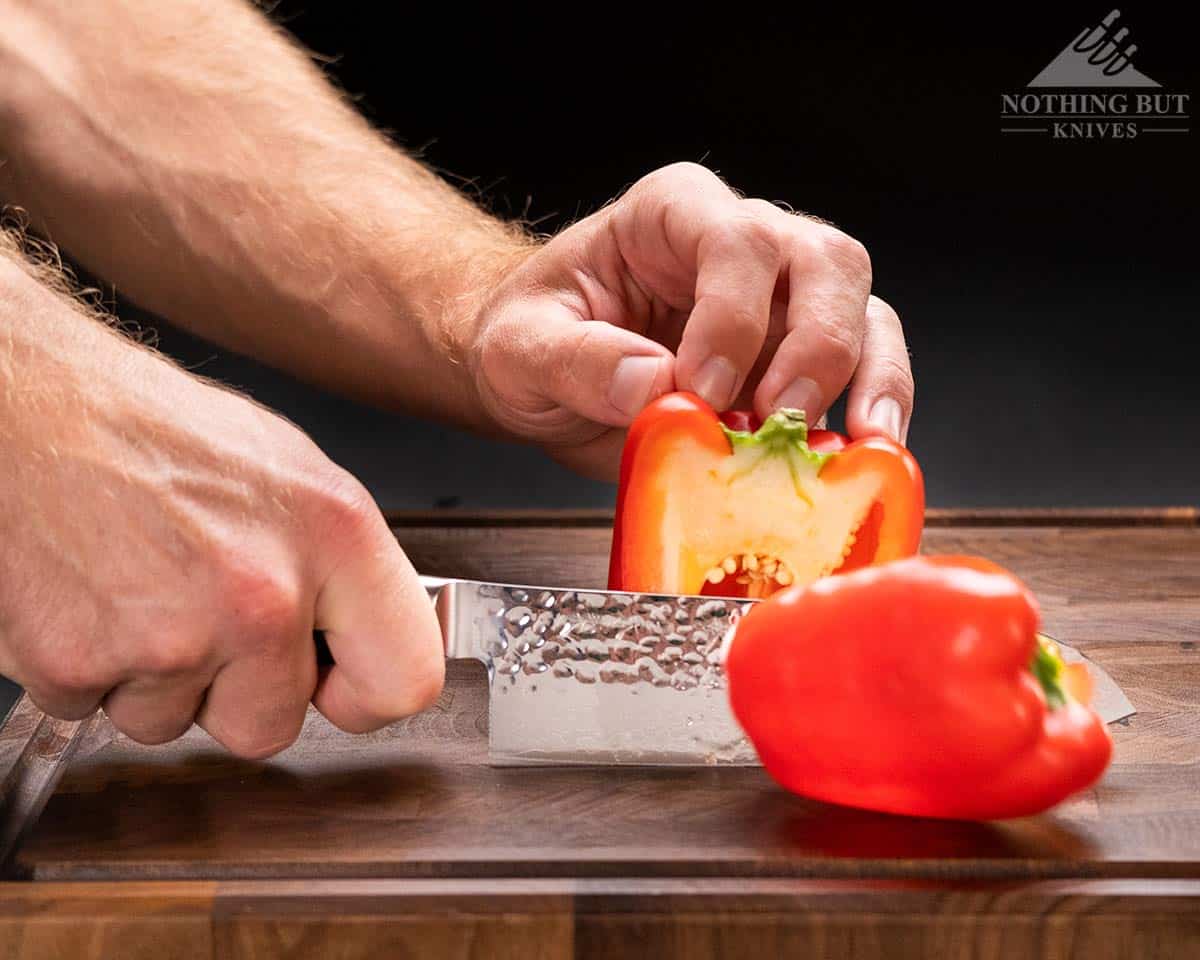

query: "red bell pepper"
left=608, top=392, right=924, bottom=598
left=725, top=554, right=1113, bottom=820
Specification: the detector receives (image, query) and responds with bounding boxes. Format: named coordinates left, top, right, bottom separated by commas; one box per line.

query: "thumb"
left=478, top=298, right=675, bottom=435
left=311, top=505, right=444, bottom=734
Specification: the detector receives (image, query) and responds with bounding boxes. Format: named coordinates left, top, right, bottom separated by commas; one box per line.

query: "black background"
left=145, top=2, right=1199, bottom=508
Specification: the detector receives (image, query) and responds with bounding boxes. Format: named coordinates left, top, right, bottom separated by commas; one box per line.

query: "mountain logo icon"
left=1030, top=9, right=1160, bottom=87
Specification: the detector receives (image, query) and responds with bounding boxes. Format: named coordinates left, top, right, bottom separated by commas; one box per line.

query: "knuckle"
left=310, top=469, right=381, bottom=547
left=874, top=356, right=916, bottom=406
left=814, top=227, right=872, bottom=285
left=814, top=320, right=861, bottom=374
left=636, top=161, right=719, bottom=195
left=742, top=197, right=788, bottom=220
left=868, top=294, right=900, bottom=326
left=35, top=649, right=102, bottom=699
left=318, top=469, right=377, bottom=527
left=708, top=301, right=765, bottom=339
left=140, top=633, right=210, bottom=678
left=220, top=562, right=303, bottom=646
left=622, top=163, right=730, bottom=231
left=708, top=213, right=780, bottom=264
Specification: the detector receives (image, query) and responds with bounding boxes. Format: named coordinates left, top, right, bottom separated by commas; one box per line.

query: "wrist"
left=362, top=216, right=541, bottom=433
left=0, top=249, right=162, bottom=481
left=438, top=232, right=542, bottom=432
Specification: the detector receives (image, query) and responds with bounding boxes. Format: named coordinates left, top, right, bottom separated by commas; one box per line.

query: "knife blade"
left=425, top=576, right=759, bottom=765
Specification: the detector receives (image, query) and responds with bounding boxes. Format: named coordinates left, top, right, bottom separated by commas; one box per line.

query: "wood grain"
left=1, top=511, right=1197, bottom=956
left=2, top=878, right=1198, bottom=959
left=0, top=881, right=214, bottom=960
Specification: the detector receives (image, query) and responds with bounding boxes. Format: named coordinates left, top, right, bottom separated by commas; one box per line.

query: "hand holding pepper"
left=468, top=162, right=914, bottom=479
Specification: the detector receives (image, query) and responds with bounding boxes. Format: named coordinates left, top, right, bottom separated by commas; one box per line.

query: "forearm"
left=0, top=0, right=530, bottom=428
left=1, top=228, right=233, bottom=528
left=0, top=229, right=161, bottom=467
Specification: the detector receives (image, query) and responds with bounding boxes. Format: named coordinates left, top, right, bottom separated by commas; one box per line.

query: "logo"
left=1001, top=10, right=1190, bottom=139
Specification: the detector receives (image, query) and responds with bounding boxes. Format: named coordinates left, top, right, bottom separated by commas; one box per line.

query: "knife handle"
left=311, top=574, right=451, bottom=666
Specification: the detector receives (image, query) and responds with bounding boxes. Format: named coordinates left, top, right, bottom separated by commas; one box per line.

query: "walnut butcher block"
left=1, top=509, right=1198, bottom=959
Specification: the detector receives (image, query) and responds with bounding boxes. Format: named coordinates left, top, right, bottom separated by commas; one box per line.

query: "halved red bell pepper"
left=725, top=554, right=1113, bottom=820
left=608, top=392, right=924, bottom=598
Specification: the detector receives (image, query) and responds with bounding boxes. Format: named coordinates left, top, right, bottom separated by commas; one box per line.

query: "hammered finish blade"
left=432, top=579, right=759, bottom=766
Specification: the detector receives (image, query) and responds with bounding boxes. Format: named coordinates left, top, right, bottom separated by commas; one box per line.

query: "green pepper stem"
left=720, top=409, right=834, bottom=470
left=1031, top=634, right=1070, bottom=709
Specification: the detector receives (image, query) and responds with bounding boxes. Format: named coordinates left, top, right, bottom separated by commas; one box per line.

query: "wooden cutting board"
left=1, top=508, right=1198, bottom=958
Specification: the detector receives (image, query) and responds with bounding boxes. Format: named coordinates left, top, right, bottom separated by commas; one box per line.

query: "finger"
left=12, top=644, right=114, bottom=721
left=613, top=164, right=780, bottom=410
left=195, top=583, right=316, bottom=758
left=22, top=683, right=106, bottom=723
left=673, top=211, right=781, bottom=410
left=103, top=673, right=210, bottom=745
left=311, top=500, right=444, bottom=735
left=196, top=636, right=314, bottom=759
left=751, top=219, right=873, bottom=424
left=728, top=295, right=788, bottom=411
left=478, top=298, right=674, bottom=435
left=844, top=295, right=915, bottom=444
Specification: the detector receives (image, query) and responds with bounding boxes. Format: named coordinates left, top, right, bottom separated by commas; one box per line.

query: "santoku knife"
left=0, top=575, right=1134, bottom=871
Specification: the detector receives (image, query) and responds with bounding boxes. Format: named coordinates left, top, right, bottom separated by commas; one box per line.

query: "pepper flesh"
left=608, top=392, right=924, bottom=598
left=725, top=555, right=1113, bottom=820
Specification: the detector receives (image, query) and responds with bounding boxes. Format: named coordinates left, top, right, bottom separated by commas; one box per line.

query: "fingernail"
left=868, top=397, right=903, bottom=441
left=692, top=355, right=739, bottom=410
left=772, top=377, right=823, bottom=419
left=609, top=355, right=665, bottom=418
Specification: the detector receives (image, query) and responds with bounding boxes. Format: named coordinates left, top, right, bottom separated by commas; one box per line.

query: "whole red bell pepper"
left=608, top=392, right=924, bottom=599
left=725, top=554, right=1113, bottom=820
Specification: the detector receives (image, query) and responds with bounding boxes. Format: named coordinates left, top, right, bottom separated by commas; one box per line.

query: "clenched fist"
left=0, top=252, right=444, bottom=757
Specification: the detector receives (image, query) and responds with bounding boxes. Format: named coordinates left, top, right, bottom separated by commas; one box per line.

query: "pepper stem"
left=1031, top=634, right=1070, bottom=709
left=720, top=409, right=833, bottom=469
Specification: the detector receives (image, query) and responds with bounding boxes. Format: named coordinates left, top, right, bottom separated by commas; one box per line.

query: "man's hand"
left=0, top=245, right=444, bottom=755
left=469, top=163, right=914, bottom=479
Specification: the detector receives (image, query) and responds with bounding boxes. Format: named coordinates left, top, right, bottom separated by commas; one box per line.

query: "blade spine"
left=443, top=578, right=760, bottom=664
left=451, top=577, right=763, bottom=606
